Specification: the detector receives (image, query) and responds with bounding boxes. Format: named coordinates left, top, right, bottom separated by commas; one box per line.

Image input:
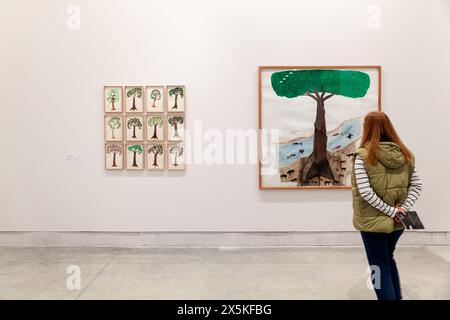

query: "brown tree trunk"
left=131, top=96, right=136, bottom=111
left=151, top=125, right=158, bottom=139
left=132, top=151, right=138, bottom=167
left=313, top=99, right=327, bottom=163
left=112, top=129, right=115, bottom=139
left=172, top=94, right=178, bottom=109
left=132, top=126, right=137, bottom=138
left=152, top=98, right=156, bottom=108
left=111, top=100, right=116, bottom=111
left=152, top=152, right=158, bottom=167
left=112, top=152, right=117, bottom=167
left=306, top=97, right=335, bottom=182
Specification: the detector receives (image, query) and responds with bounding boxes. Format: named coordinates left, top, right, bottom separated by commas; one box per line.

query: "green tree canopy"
left=168, top=116, right=184, bottom=126
left=108, top=116, right=121, bottom=130
left=169, top=87, right=184, bottom=97
left=106, top=88, right=120, bottom=103
left=128, top=145, right=142, bottom=154
left=127, top=118, right=143, bottom=129
left=148, top=116, right=163, bottom=127
left=148, top=145, right=163, bottom=155
left=271, top=69, right=370, bottom=99
left=151, top=89, right=161, bottom=100
left=127, top=87, right=142, bottom=98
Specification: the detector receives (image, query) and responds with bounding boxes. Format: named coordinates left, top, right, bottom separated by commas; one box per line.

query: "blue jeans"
left=360, top=229, right=404, bottom=300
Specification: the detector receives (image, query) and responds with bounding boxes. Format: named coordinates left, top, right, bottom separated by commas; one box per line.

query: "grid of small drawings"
left=104, top=85, right=185, bottom=171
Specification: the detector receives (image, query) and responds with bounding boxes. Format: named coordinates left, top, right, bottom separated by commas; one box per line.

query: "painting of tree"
left=127, top=87, right=142, bottom=111
left=150, top=89, right=161, bottom=108
left=168, top=87, right=184, bottom=110
left=128, top=144, right=142, bottom=168
left=108, top=116, right=121, bottom=139
left=106, top=144, right=122, bottom=167
left=127, top=117, right=143, bottom=139
left=168, top=116, right=184, bottom=139
left=148, top=145, right=163, bottom=167
left=148, top=116, right=163, bottom=140
left=270, top=69, right=371, bottom=186
left=169, top=145, right=183, bottom=167
left=106, top=88, right=120, bottom=111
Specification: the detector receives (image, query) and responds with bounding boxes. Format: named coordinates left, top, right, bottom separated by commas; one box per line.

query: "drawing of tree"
left=128, top=144, right=142, bottom=167
left=271, top=70, right=370, bottom=185
left=168, top=116, right=184, bottom=139
left=108, top=116, right=121, bottom=139
left=150, top=89, right=161, bottom=108
left=168, top=87, right=184, bottom=110
left=148, top=145, right=163, bottom=167
left=106, top=88, right=120, bottom=111
left=127, top=118, right=143, bottom=139
left=147, top=116, right=163, bottom=140
left=169, top=145, right=183, bottom=167
left=127, top=87, right=142, bottom=111
left=106, top=144, right=122, bottom=167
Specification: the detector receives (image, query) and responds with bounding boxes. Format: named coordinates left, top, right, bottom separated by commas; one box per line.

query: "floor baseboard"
left=0, top=231, right=448, bottom=247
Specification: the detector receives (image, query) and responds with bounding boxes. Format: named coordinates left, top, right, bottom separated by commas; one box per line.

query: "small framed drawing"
left=105, top=143, right=124, bottom=170
left=146, top=86, right=165, bottom=113
left=146, top=143, right=165, bottom=170
left=167, top=114, right=185, bottom=141
left=104, top=86, right=123, bottom=113
left=125, top=115, right=144, bottom=141
left=104, top=115, right=123, bottom=142
left=126, top=143, right=145, bottom=170
left=167, top=85, right=185, bottom=112
left=125, top=86, right=144, bottom=113
left=168, top=143, right=185, bottom=170
left=146, top=114, right=165, bottom=141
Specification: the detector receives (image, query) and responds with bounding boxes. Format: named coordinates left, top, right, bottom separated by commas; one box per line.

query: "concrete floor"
left=0, top=246, right=449, bottom=300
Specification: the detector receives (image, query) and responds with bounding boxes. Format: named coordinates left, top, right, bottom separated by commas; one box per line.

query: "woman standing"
left=352, top=111, right=423, bottom=300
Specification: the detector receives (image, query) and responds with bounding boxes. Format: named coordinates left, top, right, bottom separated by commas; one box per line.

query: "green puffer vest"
left=352, top=142, right=415, bottom=233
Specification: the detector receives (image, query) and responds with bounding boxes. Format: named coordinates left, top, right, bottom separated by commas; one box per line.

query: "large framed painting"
left=259, top=66, right=381, bottom=189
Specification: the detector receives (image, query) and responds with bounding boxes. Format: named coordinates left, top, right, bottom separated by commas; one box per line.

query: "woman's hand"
left=394, top=206, right=407, bottom=223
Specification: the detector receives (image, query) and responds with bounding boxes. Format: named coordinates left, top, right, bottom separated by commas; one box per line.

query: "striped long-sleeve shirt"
left=354, top=155, right=423, bottom=218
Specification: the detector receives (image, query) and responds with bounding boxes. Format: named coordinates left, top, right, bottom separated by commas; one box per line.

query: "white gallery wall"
left=0, top=0, right=449, bottom=232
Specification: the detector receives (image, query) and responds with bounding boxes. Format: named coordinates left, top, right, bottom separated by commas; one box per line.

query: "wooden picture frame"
left=125, top=86, right=144, bottom=113
left=126, top=143, right=145, bottom=170
left=167, top=113, right=185, bottom=142
left=145, top=85, right=165, bottom=113
left=104, top=86, right=123, bottom=113
left=125, top=115, right=144, bottom=142
left=104, top=115, right=123, bottom=142
left=166, top=85, right=185, bottom=112
left=167, top=142, right=185, bottom=170
left=258, top=66, right=381, bottom=190
left=146, top=114, right=165, bottom=142
left=105, top=143, right=124, bottom=170
left=146, top=143, right=166, bottom=170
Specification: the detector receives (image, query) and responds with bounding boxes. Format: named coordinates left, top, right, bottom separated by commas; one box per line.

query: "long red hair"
left=360, top=111, right=412, bottom=165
